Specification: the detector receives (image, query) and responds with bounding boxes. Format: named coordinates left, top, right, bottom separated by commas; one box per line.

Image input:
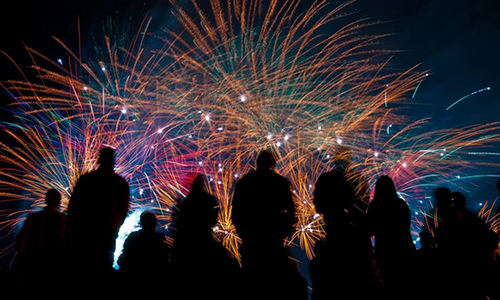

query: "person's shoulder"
left=24, top=211, right=40, bottom=222
left=114, top=173, right=129, bottom=185
left=76, top=171, right=94, bottom=183
left=126, top=230, right=142, bottom=241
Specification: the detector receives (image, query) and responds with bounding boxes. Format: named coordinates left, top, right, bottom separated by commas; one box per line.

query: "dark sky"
left=0, top=0, right=499, bottom=287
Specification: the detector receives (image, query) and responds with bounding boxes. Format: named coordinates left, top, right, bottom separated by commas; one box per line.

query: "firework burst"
left=1, top=0, right=500, bottom=262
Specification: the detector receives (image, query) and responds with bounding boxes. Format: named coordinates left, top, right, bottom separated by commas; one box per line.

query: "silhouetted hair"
left=140, top=210, right=158, bottom=232
left=256, top=150, right=276, bottom=170
left=45, top=189, right=61, bottom=207
left=98, top=146, right=115, bottom=168
left=189, top=174, right=208, bottom=195
left=374, top=175, right=398, bottom=201
left=433, top=187, right=452, bottom=208
left=313, top=170, right=354, bottom=216
left=451, top=191, right=466, bottom=210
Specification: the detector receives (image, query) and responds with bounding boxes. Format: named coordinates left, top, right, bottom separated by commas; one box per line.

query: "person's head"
left=98, top=147, right=115, bottom=169
left=374, top=175, right=398, bottom=201
left=314, top=170, right=354, bottom=218
left=140, top=210, right=158, bottom=232
left=189, top=173, right=208, bottom=195
left=45, top=189, right=61, bottom=209
left=256, top=150, right=276, bottom=170
left=433, top=187, right=452, bottom=209
left=451, top=191, right=466, bottom=210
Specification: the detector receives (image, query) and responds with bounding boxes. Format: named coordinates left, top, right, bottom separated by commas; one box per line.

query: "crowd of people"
left=9, top=147, right=500, bottom=299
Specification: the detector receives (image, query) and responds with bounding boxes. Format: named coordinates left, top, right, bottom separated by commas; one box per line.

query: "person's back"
left=118, top=211, right=170, bottom=296
left=231, top=150, right=308, bottom=300
left=232, top=168, right=295, bottom=247
left=367, top=177, right=415, bottom=256
left=367, top=176, right=415, bottom=298
left=171, top=174, right=240, bottom=300
left=451, top=192, right=499, bottom=300
left=16, top=189, right=66, bottom=296
left=65, top=147, right=129, bottom=293
left=309, top=169, right=375, bottom=300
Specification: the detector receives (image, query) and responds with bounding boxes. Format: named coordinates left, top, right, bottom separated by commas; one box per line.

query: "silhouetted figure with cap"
left=232, top=150, right=308, bottom=300
left=367, top=175, right=415, bottom=299
left=170, top=174, right=240, bottom=300
left=309, top=169, right=375, bottom=300
left=65, top=147, right=129, bottom=294
left=118, top=210, right=170, bottom=295
left=16, top=189, right=66, bottom=296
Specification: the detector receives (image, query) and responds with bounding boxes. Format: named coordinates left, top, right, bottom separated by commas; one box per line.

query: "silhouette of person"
left=231, top=150, right=308, bottom=300
left=65, top=147, right=129, bottom=293
left=451, top=191, right=500, bottom=300
left=309, top=169, right=375, bottom=300
left=367, top=175, right=415, bottom=299
left=334, top=146, right=370, bottom=225
left=16, top=189, right=66, bottom=296
left=117, top=210, right=170, bottom=295
left=170, top=174, right=240, bottom=300
left=428, top=186, right=464, bottom=299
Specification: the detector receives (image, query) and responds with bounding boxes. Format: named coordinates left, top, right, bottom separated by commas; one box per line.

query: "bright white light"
left=284, top=134, right=290, bottom=141
left=402, top=162, right=407, bottom=168
left=101, top=66, right=106, bottom=71
left=114, top=209, right=144, bottom=269
left=336, top=138, right=342, bottom=144
left=276, top=141, right=282, bottom=147
left=267, top=133, right=273, bottom=140
left=83, top=86, right=88, bottom=91
left=198, top=161, right=203, bottom=165
left=121, top=107, right=127, bottom=114
left=157, top=128, right=163, bottom=133
left=205, top=114, right=210, bottom=121
left=217, top=127, right=223, bottom=131
left=57, top=58, right=63, bottom=65
left=240, top=94, right=247, bottom=102
left=374, top=151, right=379, bottom=157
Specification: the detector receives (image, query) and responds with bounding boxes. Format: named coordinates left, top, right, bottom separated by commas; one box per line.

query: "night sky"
left=2, top=1, right=499, bottom=131
left=0, top=0, right=499, bottom=292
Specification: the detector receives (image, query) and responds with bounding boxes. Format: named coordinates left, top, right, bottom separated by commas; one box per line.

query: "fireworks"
left=1, top=0, right=500, bottom=262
